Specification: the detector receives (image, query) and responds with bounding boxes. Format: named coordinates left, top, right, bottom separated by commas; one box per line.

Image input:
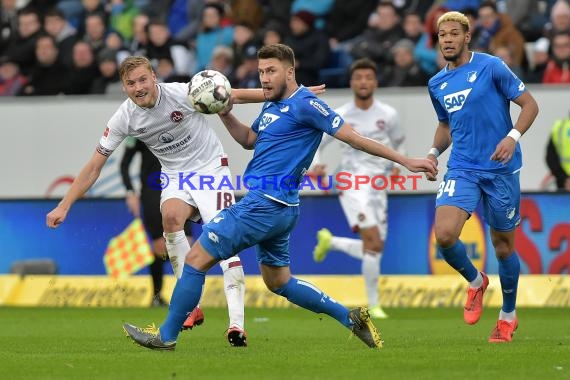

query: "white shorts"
left=338, top=187, right=387, bottom=238
left=160, top=164, right=235, bottom=224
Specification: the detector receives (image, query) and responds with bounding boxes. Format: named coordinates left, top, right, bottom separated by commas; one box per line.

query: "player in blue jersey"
left=425, top=12, right=539, bottom=343
left=123, top=43, right=437, bottom=350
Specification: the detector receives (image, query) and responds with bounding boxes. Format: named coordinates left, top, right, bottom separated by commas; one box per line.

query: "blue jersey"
left=428, top=52, right=526, bottom=174
left=245, top=86, right=343, bottom=205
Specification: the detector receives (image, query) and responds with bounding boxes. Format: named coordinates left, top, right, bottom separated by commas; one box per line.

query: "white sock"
left=219, top=256, right=245, bottom=330
left=469, top=272, right=483, bottom=289
left=499, top=309, right=516, bottom=322
left=164, top=231, right=189, bottom=279
left=362, top=252, right=381, bottom=308
left=330, top=236, right=363, bottom=259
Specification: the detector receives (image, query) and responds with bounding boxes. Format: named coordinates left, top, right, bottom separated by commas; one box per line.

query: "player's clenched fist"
left=490, top=136, right=517, bottom=165
left=46, top=206, right=67, bottom=228
left=403, top=157, right=438, bottom=177
left=425, top=155, right=439, bottom=181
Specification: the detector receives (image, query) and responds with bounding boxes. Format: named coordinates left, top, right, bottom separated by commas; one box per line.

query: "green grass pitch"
left=1, top=307, right=568, bottom=380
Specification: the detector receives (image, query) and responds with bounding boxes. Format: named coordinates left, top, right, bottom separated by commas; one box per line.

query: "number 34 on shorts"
left=437, top=179, right=456, bottom=199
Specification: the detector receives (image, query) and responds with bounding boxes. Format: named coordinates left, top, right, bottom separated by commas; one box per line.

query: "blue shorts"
left=435, top=169, right=520, bottom=231
left=199, top=193, right=300, bottom=266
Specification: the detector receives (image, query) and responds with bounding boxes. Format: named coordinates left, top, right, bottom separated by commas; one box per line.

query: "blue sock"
left=438, top=240, right=478, bottom=282
left=498, top=252, right=520, bottom=313
left=273, top=277, right=352, bottom=327
left=159, top=264, right=205, bottom=342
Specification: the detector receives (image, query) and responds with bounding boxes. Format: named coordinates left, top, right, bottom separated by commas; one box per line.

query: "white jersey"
left=98, top=82, right=224, bottom=173
left=321, top=100, right=405, bottom=175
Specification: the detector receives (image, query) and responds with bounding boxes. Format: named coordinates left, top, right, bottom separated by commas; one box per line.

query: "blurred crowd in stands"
left=1, top=0, right=569, bottom=96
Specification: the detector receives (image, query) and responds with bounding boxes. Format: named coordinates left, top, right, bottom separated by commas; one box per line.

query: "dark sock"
left=150, top=256, right=164, bottom=295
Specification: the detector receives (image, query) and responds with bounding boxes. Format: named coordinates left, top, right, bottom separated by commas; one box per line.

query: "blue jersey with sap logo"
left=428, top=52, right=526, bottom=174
left=245, top=86, right=343, bottom=205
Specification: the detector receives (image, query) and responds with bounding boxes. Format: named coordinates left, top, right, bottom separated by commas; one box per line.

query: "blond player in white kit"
left=46, top=56, right=274, bottom=346
left=311, top=58, right=406, bottom=320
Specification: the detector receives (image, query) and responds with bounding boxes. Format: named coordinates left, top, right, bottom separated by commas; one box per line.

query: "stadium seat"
left=318, top=49, right=353, bottom=88
left=10, top=259, right=58, bottom=275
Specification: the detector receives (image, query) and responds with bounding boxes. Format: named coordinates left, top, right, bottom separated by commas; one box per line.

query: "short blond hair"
left=437, top=11, right=470, bottom=32
left=119, top=56, right=153, bottom=82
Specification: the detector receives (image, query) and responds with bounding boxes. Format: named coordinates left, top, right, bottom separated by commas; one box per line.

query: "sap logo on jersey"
left=258, top=113, right=280, bottom=131
left=443, top=88, right=472, bottom=113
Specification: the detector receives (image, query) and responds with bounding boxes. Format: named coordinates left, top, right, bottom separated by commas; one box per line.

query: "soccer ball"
left=187, top=70, right=232, bottom=114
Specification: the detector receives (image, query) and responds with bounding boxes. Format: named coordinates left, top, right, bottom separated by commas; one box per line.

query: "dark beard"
left=266, top=82, right=288, bottom=101
left=443, top=43, right=466, bottom=62
left=444, top=51, right=462, bottom=62
left=355, top=92, right=373, bottom=101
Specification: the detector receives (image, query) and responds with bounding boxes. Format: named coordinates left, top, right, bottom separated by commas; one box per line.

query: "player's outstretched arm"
left=333, top=123, right=438, bottom=176
left=232, top=85, right=326, bottom=104
left=46, top=151, right=109, bottom=228
left=425, top=121, right=451, bottom=181
left=231, top=88, right=266, bottom=104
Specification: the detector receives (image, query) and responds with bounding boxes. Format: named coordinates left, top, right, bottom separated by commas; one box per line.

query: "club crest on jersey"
left=170, top=111, right=184, bottom=123
left=158, top=132, right=175, bottom=143
left=443, top=88, right=472, bottom=113
left=258, top=113, right=280, bottom=131
left=376, top=120, right=386, bottom=130
left=467, top=71, right=477, bottom=83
